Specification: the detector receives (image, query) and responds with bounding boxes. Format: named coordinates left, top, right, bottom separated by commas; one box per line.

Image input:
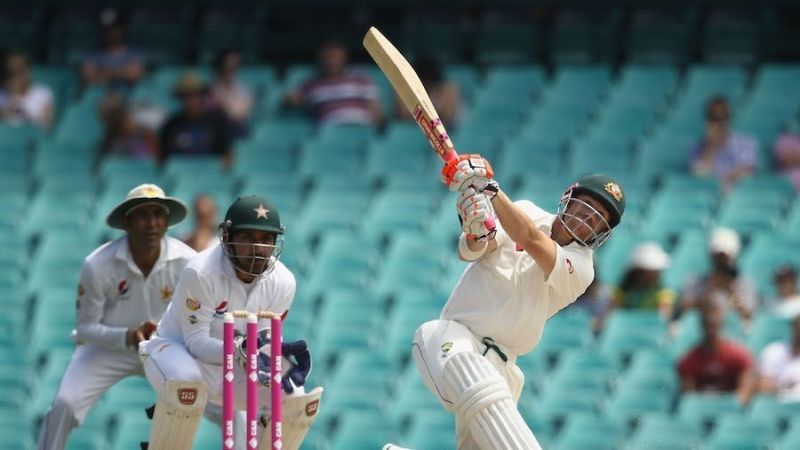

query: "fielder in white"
left=138, top=195, right=323, bottom=450
left=389, top=155, right=626, bottom=450
left=37, top=184, right=196, bottom=450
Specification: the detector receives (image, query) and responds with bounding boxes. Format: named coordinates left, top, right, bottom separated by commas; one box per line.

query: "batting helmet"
left=219, top=195, right=284, bottom=276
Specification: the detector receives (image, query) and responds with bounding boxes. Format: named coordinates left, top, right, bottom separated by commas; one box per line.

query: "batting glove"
left=441, top=154, right=494, bottom=192
left=457, top=188, right=497, bottom=242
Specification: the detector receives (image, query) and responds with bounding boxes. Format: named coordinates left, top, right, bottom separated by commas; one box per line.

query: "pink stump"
left=270, top=316, right=283, bottom=450
left=246, top=314, right=259, bottom=449
left=222, top=314, right=235, bottom=449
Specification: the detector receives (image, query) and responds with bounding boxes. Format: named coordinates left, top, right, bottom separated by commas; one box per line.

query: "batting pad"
left=147, top=380, right=208, bottom=450
left=443, top=352, right=541, bottom=450
left=259, top=386, right=324, bottom=450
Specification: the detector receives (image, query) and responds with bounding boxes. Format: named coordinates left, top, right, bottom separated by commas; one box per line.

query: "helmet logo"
left=253, top=203, right=270, bottom=219
left=604, top=182, right=623, bottom=201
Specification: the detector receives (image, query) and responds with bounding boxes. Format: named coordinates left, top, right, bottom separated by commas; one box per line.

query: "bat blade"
left=363, top=26, right=457, bottom=163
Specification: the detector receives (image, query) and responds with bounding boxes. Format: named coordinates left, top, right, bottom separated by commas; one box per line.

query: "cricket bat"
left=363, top=26, right=496, bottom=230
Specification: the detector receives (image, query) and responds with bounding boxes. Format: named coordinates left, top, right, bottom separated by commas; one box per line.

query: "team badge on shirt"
left=186, top=298, right=201, bottom=310
left=441, top=342, right=453, bottom=356
left=161, top=286, right=173, bottom=302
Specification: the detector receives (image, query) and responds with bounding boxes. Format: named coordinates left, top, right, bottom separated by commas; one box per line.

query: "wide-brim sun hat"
left=106, top=183, right=188, bottom=229
left=628, top=241, right=671, bottom=271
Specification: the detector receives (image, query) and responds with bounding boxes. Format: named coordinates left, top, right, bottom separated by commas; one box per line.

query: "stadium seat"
left=384, top=302, right=441, bottom=366
left=534, top=310, right=592, bottom=363
left=676, top=393, right=742, bottom=429
left=599, top=310, right=667, bottom=365
left=624, top=413, right=702, bottom=450
left=390, top=366, right=444, bottom=422
left=405, top=410, right=456, bottom=449
left=603, top=388, right=672, bottom=428
left=328, top=411, right=397, bottom=450
left=556, top=412, right=625, bottom=450
left=109, top=411, right=152, bottom=450
left=704, top=413, right=777, bottom=450
left=747, top=395, right=800, bottom=429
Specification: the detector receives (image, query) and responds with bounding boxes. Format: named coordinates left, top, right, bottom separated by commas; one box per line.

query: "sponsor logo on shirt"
left=566, top=258, right=574, bottom=274
left=188, top=314, right=199, bottom=325
left=117, top=280, right=130, bottom=300
left=214, top=301, right=229, bottom=317
left=186, top=298, right=201, bottom=311
left=177, top=388, right=198, bottom=405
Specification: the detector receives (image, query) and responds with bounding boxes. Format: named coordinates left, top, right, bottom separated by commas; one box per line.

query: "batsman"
left=401, top=156, right=625, bottom=449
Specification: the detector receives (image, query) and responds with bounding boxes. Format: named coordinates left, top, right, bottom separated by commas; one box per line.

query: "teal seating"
left=481, top=65, right=545, bottom=100
left=677, top=393, right=742, bottom=428
left=303, top=232, right=376, bottom=295
left=533, top=389, right=600, bottom=427
left=599, top=310, right=667, bottom=365
left=361, top=191, right=436, bottom=240
left=22, top=192, right=92, bottom=239
left=747, top=395, right=800, bottom=428
left=405, top=410, right=456, bottom=450
left=385, top=302, right=442, bottom=366
left=328, top=412, right=396, bottom=450
left=604, top=388, right=672, bottom=427
left=662, top=230, right=711, bottom=291
left=312, top=289, right=381, bottom=361
left=556, top=413, right=625, bottom=450
left=535, top=310, right=592, bottom=363
left=748, top=314, right=790, bottom=354
left=624, top=413, right=702, bottom=450
left=163, top=156, right=226, bottom=180
left=365, top=123, right=431, bottom=177
left=375, top=233, right=448, bottom=295
left=498, top=134, right=566, bottom=181
left=390, top=366, right=443, bottom=421
left=110, top=411, right=152, bottom=450
left=705, top=413, right=777, bottom=450
left=444, top=64, right=479, bottom=103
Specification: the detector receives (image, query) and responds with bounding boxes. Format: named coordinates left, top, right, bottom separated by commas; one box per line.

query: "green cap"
left=571, top=174, right=625, bottom=228
left=223, top=195, right=284, bottom=234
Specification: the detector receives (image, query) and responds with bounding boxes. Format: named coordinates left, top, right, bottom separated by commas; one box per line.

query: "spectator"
left=612, top=241, right=675, bottom=320
left=97, top=93, right=159, bottom=160
left=690, top=96, right=759, bottom=191
left=80, top=9, right=144, bottom=91
left=569, top=271, right=613, bottom=334
left=181, top=194, right=219, bottom=252
left=209, top=48, right=254, bottom=137
left=395, top=54, right=462, bottom=127
left=0, top=50, right=54, bottom=130
left=770, top=265, right=800, bottom=317
left=677, top=302, right=755, bottom=404
left=283, top=37, right=382, bottom=126
left=773, top=116, right=800, bottom=192
left=758, top=312, right=800, bottom=401
left=160, top=72, right=233, bottom=167
left=680, top=227, right=759, bottom=321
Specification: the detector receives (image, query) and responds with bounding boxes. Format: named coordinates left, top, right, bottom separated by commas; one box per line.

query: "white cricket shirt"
left=759, top=341, right=800, bottom=401
left=75, top=236, right=197, bottom=351
left=156, top=245, right=296, bottom=365
left=441, top=200, right=595, bottom=356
